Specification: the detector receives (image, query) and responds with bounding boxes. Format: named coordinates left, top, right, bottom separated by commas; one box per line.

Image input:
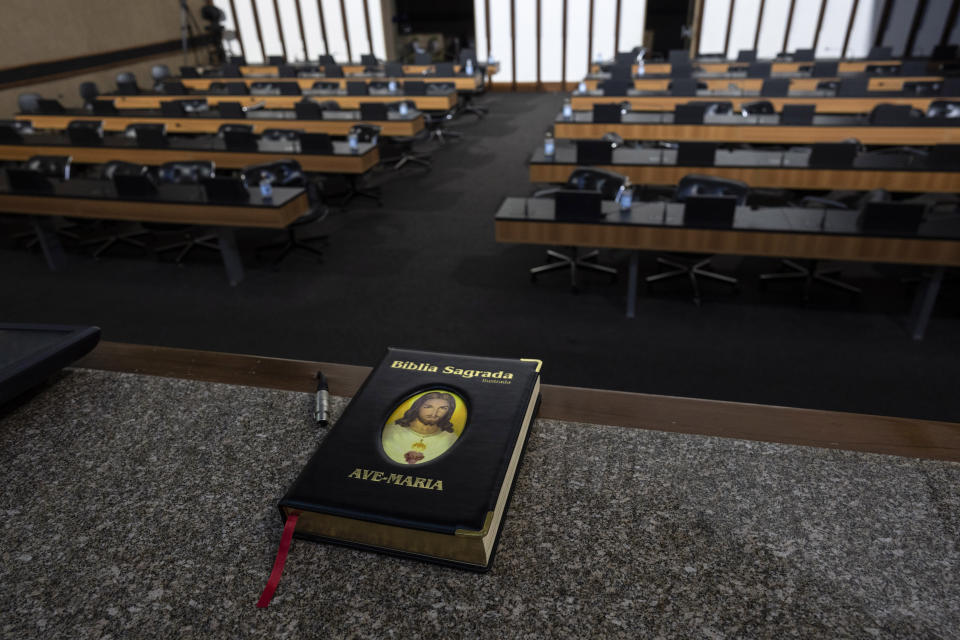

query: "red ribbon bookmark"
left=256, top=511, right=300, bottom=608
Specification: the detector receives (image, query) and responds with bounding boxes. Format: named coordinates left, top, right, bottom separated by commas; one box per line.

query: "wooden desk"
left=495, top=198, right=960, bottom=339
left=590, top=60, right=907, bottom=75
left=105, top=92, right=457, bottom=112
left=570, top=95, right=943, bottom=113
left=181, top=75, right=482, bottom=92
left=17, top=112, right=425, bottom=137
left=0, top=181, right=309, bottom=285
left=582, top=76, right=944, bottom=92
left=552, top=118, right=960, bottom=145
left=238, top=62, right=500, bottom=76
left=0, top=141, right=379, bottom=174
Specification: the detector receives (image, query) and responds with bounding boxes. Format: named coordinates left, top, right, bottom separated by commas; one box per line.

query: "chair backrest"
left=160, top=100, right=187, bottom=117
left=747, top=62, right=771, bottom=78
left=858, top=201, right=926, bottom=236
left=180, top=66, right=200, bottom=78
left=311, top=81, right=340, bottom=91
left=79, top=82, right=99, bottom=104
left=736, top=49, right=757, bottom=62
left=670, top=63, right=693, bottom=78
left=403, top=80, right=426, bottom=95
left=115, top=71, right=139, bottom=95
left=675, top=174, right=748, bottom=204
left=928, top=144, right=960, bottom=169
left=220, top=63, right=241, bottom=77
left=899, top=60, right=928, bottom=76
left=600, top=79, right=631, bottom=96
left=677, top=142, right=718, bottom=166
left=359, top=102, right=388, bottom=120
left=318, top=54, right=335, bottom=65
left=268, top=55, right=286, bottom=65
left=434, top=62, right=455, bottom=76
left=18, top=93, right=41, bottom=113
left=0, top=121, right=25, bottom=144
left=793, top=48, right=814, bottom=61
left=593, top=104, right=621, bottom=124
left=869, top=103, right=921, bottom=125
left=942, top=78, right=960, bottom=97
left=126, top=123, right=168, bottom=148
left=575, top=140, right=613, bottom=165
left=157, top=161, right=215, bottom=184
left=300, top=132, right=334, bottom=154
left=780, top=104, right=816, bottom=125
left=808, top=142, right=858, bottom=169
left=324, top=64, right=344, bottom=78
left=609, top=64, right=633, bottom=81
left=218, top=102, right=246, bottom=119
left=241, top=160, right=305, bottom=187
left=668, top=49, right=689, bottom=64
left=225, top=81, right=249, bottom=95
left=760, top=78, right=790, bottom=97
left=161, top=81, right=187, bottom=95
left=458, top=48, right=477, bottom=66
left=669, top=78, right=699, bottom=96
left=276, top=82, right=301, bottom=95
left=218, top=123, right=257, bottom=151
left=100, top=160, right=148, bottom=180
left=565, top=168, right=626, bottom=200
left=346, top=81, right=369, bottom=95
left=811, top=61, right=838, bottom=77
left=674, top=103, right=707, bottom=124
left=27, top=155, right=72, bottom=179
left=294, top=99, right=325, bottom=120
left=867, top=46, right=892, bottom=60
left=689, top=100, right=732, bottom=115
left=360, top=54, right=379, bottom=66
left=385, top=62, right=404, bottom=77
left=837, top=77, right=869, bottom=96
left=350, top=124, right=381, bottom=143
left=278, top=64, right=297, bottom=78
left=414, top=52, right=432, bottom=65
left=151, top=65, right=171, bottom=82
left=66, top=120, right=104, bottom=146
left=740, top=100, right=774, bottom=116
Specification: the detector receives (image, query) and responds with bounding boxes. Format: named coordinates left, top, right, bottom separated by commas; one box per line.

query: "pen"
left=314, top=371, right=329, bottom=427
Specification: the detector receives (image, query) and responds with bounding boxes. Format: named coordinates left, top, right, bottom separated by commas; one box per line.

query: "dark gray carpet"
left=2, top=92, right=958, bottom=422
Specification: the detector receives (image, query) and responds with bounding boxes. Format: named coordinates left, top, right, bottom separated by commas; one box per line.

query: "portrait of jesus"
left=382, top=390, right=467, bottom=465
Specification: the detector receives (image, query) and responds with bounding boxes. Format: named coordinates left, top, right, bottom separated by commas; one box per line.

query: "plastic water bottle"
left=259, top=173, right=273, bottom=201
left=487, top=53, right=495, bottom=65
left=618, top=181, right=633, bottom=212
left=544, top=130, right=555, bottom=158
left=595, top=52, right=603, bottom=65
left=398, top=101, right=409, bottom=116
left=577, top=81, right=587, bottom=94
left=637, top=59, right=645, bottom=77
left=348, top=130, right=359, bottom=152
left=562, top=98, right=573, bottom=120
left=465, top=58, right=474, bottom=75
left=388, top=80, right=397, bottom=93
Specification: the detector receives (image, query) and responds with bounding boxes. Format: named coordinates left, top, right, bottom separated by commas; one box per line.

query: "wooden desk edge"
left=75, top=341, right=960, bottom=462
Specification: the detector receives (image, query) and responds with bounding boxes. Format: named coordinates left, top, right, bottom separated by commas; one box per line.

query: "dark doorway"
left=645, top=0, right=695, bottom=58
left=390, top=0, right=476, bottom=62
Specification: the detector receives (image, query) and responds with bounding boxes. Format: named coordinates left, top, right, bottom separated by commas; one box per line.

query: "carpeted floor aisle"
left=2, top=92, right=958, bottom=422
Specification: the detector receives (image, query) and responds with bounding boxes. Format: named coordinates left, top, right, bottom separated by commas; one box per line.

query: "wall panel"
left=565, top=0, right=590, bottom=83
left=590, top=0, right=618, bottom=63
left=318, top=0, right=348, bottom=61
left=698, top=0, right=732, bottom=55
left=489, top=0, right=514, bottom=83
left=232, top=0, right=264, bottom=62
left=253, top=0, right=284, bottom=60
left=756, top=1, right=790, bottom=58
left=726, top=0, right=762, bottom=59
left=784, top=0, right=820, bottom=53
left=881, top=0, right=919, bottom=57
left=515, top=0, right=539, bottom=82
left=540, top=0, right=565, bottom=83
left=299, top=0, right=328, bottom=60
left=845, top=0, right=877, bottom=58
left=814, top=0, right=854, bottom=58
left=619, top=1, right=647, bottom=52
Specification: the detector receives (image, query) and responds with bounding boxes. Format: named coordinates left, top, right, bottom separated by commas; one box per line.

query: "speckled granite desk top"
left=1, top=369, right=958, bottom=639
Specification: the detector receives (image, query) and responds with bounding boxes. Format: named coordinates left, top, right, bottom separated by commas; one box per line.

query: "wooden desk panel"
left=590, top=60, right=904, bottom=75
left=570, top=95, right=940, bottom=113
left=107, top=93, right=456, bottom=111
left=529, top=163, right=960, bottom=194
left=17, top=113, right=425, bottom=137
left=0, top=143, right=379, bottom=174
left=495, top=218, right=960, bottom=267
left=582, top=76, right=943, bottom=92
left=239, top=63, right=500, bottom=76
left=183, top=75, right=482, bottom=91
left=552, top=121, right=960, bottom=145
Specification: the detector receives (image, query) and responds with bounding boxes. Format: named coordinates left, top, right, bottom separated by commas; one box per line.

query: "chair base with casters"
left=150, top=226, right=220, bottom=263
left=256, top=207, right=329, bottom=267
left=425, top=112, right=463, bottom=143
left=760, top=259, right=861, bottom=300
left=455, top=92, right=488, bottom=119
left=646, top=254, right=738, bottom=306
left=78, top=223, right=150, bottom=259
left=338, top=174, right=382, bottom=207
left=380, top=138, right=432, bottom=170
left=530, top=247, right=618, bottom=293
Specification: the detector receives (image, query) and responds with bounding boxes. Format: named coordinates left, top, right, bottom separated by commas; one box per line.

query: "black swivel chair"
left=277, top=64, right=297, bottom=78
left=17, top=93, right=42, bottom=114
left=218, top=123, right=258, bottom=152
left=385, top=62, right=405, bottom=77
left=413, top=52, right=433, bottom=65
left=66, top=119, right=104, bottom=146
left=645, top=174, right=748, bottom=305
left=378, top=100, right=431, bottom=170
left=78, top=161, right=154, bottom=259
left=360, top=54, right=379, bottom=66
left=747, top=62, right=771, bottom=78
left=115, top=71, right=140, bottom=95
left=79, top=82, right=100, bottom=109
left=151, top=161, right=221, bottom=263
left=180, top=66, right=200, bottom=78
left=16, top=155, right=87, bottom=247
left=529, top=168, right=624, bottom=291
left=340, top=124, right=382, bottom=206
left=761, top=78, right=791, bottom=97
left=268, top=55, right=286, bottom=65
left=740, top=100, right=775, bottom=116
left=737, top=50, right=757, bottom=62
left=151, top=65, right=171, bottom=90
left=241, top=160, right=329, bottom=266
left=324, top=64, right=345, bottom=78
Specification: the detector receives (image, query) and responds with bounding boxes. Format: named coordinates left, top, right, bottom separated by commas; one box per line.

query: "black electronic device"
left=808, top=143, right=857, bottom=169
left=869, top=104, right=917, bottom=125
left=858, top=202, right=925, bottom=236
left=575, top=140, right=613, bottom=165
left=761, top=78, right=790, bottom=97
left=682, top=195, right=737, bottom=229
left=0, top=323, right=101, bottom=407
left=202, top=177, right=250, bottom=203
left=276, top=82, right=301, bottom=96
left=299, top=132, right=334, bottom=154
left=554, top=189, right=603, bottom=220
left=780, top=104, right=816, bottom=125
left=793, top=48, right=814, bottom=62
left=346, top=81, right=369, bottom=96
left=218, top=102, right=246, bottom=119
left=674, top=103, right=706, bottom=124
left=5, top=168, right=54, bottom=193
left=113, top=174, right=159, bottom=199
left=131, top=124, right=167, bottom=148
left=747, top=62, right=771, bottom=78
left=670, top=79, right=699, bottom=96
left=221, top=126, right=257, bottom=151
left=66, top=121, right=103, bottom=146
left=92, top=99, right=119, bottom=116
left=0, top=123, right=24, bottom=144
left=36, top=99, right=65, bottom=115
left=592, top=104, right=621, bottom=124
left=600, top=80, right=631, bottom=96
left=359, top=103, right=388, bottom=120
left=928, top=144, right=960, bottom=170
left=677, top=142, right=717, bottom=167
left=161, top=101, right=187, bottom=117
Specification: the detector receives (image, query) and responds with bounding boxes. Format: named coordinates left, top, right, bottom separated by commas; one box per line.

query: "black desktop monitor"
left=0, top=323, right=101, bottom=407
left=592, top=104, right=621, bottom=124
left=780, top=104, right=816, bottom=125
left=295, top=100, right=324, bottom=119
left=808, top=143, right=858, bottom=169
left=793, top=48, right=815, bottom=62
left=92, top=99, right=119, bottom=116
left=676, top=142, right=717, bottom=167
left=928, top=144, right=960, bottom=170
left=300, top=132, right=334, bottom=154
left=554, top=190, right=603, bottom=221
left=600, top=80, right=631, bottom=96
left=202, top=177, right=250, bottom=203
left=761, top=78, right=790, bottom=97
left=222, top=127, right=257, bottom=152
left=359, top=103, right=388, bottom=120
left=576, top=140, right=613, bottom=165
left=113, top=174, right=159, bottom=199
left=403, top=81, right=426, bottom=95
left=683, top=196, right=737, bottom=229
left=858, top=202, right=925, bottom=236
left=674, top=103, right=707, bottom=124
left=747, top=62, right=771, bottom=78
left=131, top=124, right=167, bottom=148
left=218, top=102, right=246, bottom=119
left=66, top=122, right=103, bottom=146
left=5, top=168, right=54, bottom=193
left=0, top=124, right=24, bottom=144
left=737, top=50, right=757, bottom=62
left=161, top=101, right=187, bottom=117
left=346, top=81, right=369, bottom=96
left=668, top=49, right=690, bottom=64
left=36, top=99, right=65, bottom=115
left=869, top=104, right=916, bottom=125
left=670, top=79, right=699, bottom=96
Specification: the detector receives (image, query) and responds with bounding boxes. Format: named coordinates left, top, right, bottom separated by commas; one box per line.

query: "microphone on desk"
left=315, top=371, right=329, bottom=427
